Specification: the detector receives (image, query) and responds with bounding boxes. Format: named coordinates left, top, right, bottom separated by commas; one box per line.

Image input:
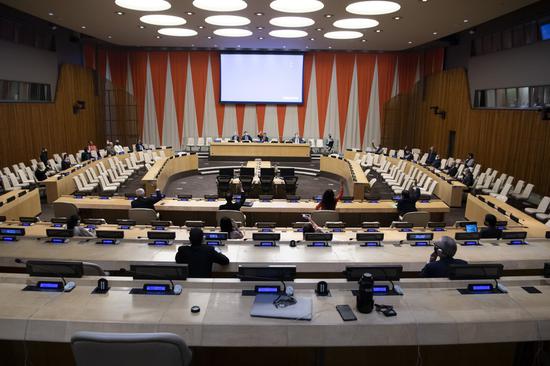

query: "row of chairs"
left=185, top=137, right=333, bottom=154
left=370, top=158, right=438, bottom=197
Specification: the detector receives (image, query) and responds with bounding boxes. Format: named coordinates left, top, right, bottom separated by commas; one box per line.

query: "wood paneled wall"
left=382, top=68, right=550, bottom=196
left=0, top=64, right=104, bottom=168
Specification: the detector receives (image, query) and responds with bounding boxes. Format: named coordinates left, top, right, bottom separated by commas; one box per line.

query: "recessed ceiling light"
left=361, top=39, right=366, bottom=42
left=199, top=25, right=204, bottom=29
left=282, top=45, right=286, bottom=48
left=375, top=29, right=382, bottom=32
left=324, top=14, right=333, bottom=18
left=81, top=25, right=86, bottom=29
left=346, top=1, right=400, bottom=15
left=115, top=11, right=125, bottom=15
left=324, top=30, right=363, bottom=39
left=140, top=14, right=186, bottom=26
left=258, top=36, right=264, bottom=39
left=420, top=0, right=428, bottom=2
left=463, top=19, right=469, bottom=23
left=206, top=15, right=250, bottom=26
left=237, top=45, right=241, bottom=47
left=269, top=29, right=308, bottom=38
left=156, top=35, right=162, bottom=38
left=186, top=11, right=194, bottom=15
left=432, top=31, right=437, bottom=35
left=316, top=27, right=323, bottom=31
left=213, top=28, right=252, bottom=37
left=310, top=37, right=315, bottom=40
left=269, top=16, right=315, bottom=28
left=328, top=46, right=332, bottom=49
left=257, top=26, right=264, bottom=29
left=108, top=35, right=113, bottom=39
left=158, top=28, right=198, bottom=37
left=392, top=16, right=402, bottom=20
left=139, top=25, right=146, bottom=29
left=407, top=40, right=413, bottom=44
left=115, top=0, right=171, bottom=11
left=207, top=36, right=212, bottom=39
left=255, top=12, right=264, bottom=16
left=269, top=0, right=324, bottom=13
left=193, top=0, right=247, bottom=12
left=333, top=18, right=378, bottom=29
left=48, top=12, right=54, bottom=16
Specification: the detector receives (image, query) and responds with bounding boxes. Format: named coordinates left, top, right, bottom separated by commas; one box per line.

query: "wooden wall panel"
left=382, top=68, right=550, bottom=196
left=0, top=64, right=104, bottom=168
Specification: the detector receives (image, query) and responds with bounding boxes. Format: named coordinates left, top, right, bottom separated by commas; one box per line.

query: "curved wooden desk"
left=320, top=155, right=369, bottom=200
left=0, top=189, right=40, bottom=220
left=141, top=153, right=199, bottom=195
left=210, top=142, right=310, bottom=158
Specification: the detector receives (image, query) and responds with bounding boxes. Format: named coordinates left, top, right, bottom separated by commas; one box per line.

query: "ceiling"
left=1, top=0, right=539, bottom=51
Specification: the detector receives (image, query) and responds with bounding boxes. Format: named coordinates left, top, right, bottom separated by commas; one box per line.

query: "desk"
left=0, top=189, right=41, bottom=219
left=320, top=156, right=369, bottom=200
left=142, top=153, right=198, bottom=195
left=465, top=194, right=549, bottom=238
left=210, top=142, right=310, bottom=159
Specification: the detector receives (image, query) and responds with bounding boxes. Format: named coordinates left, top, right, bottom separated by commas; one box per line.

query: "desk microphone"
left=119, top=268, right=182, bottom=295
left=236, top=273, right=296, bottom=308
left=15, top=258, right=76, bottom=292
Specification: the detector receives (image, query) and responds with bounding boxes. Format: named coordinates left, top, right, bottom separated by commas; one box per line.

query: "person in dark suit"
left=61, top=154, right=71, bottom=171
left=241, top=131, right=252, bottom=142
left=461, top=168, right=474, bottom=187
left=480, top=214, right=502, bottom=239
left=39, top=147, right=48, bottom=165
left=80, top=147, right=91, bottom=162
left=34, top=162, right=48, bottom=182
left=465, top=153, right=475, bottom=168
left=326, top=134, right=334, bottom=152
left=135, top=140, right=145, bottom=151
left=291, top=132, right=304, bottom=144
left=426, top=146, right=437, bottom=165
left=175, top=228, right=230, bottom=278
left=257, top=131, right=269, bottom=142
left=131, top=188, right=163, bottom=210
left=431, top=155, right=442, bottom=169
left=230, top=131, right=240, bottom=142
left=421, top=236, right=468, bottom=277
left=447, top=162, right=458, bottom=177
left=371, top=141, right=384, bottom=154
left=219, top=193, right=246, bottom=211
left=403, top=148, right=413, bottom=161
left=397, top=190, right=417, bottom=217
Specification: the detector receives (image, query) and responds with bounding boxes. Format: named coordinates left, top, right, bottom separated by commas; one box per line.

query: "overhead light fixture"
left=333, top=18, right=378, bottom=29
left=257, top=26, right=264, bottom=29
left=199, top=25, right=204, bottom=29
left=269, top=29, right=308, bottom=38
left=156, top=35, right=162, bottom=38
left=375, top=29, right=382, bottom=32
left=158, top=28, right=198, bottom=37
left=108, top=35, right=113, bottom=38
left=192, top=0, right=247, bottom=12
left=392, top=15, right=402, bottom=20
left=269, top=0, right=324, bottom=13
left=463, top=19, right=469, bottom=23
left=407, top=40, right=413, bottom=44
left=206, top=15, right=250, bottom=26
left=269, top=16, right=315, bottom=28
left=115, top=0, right=171, bottom=11
left=328, top=46, right=332, bottom=49
left=213, top=28, right=253, bottom=37
left=48, top=12, right=54, bottom=16
left=316, top=27, right=323, bottom=31
left=432, top=31, right=437, bottom=35
left=255, top=12, right=264, bottom=16
left=115, top=11, right=125, bottom=15
left=81, top=25, right=87, bottom=29
left=138, top=25, right=146, bottom=29
left=324, top=30, right=363, bottom=39
left=186, top=11, right=195, bottom=15
left=324, top=14, right=333, bottom=18
left=140, top=14, right=186, bottom=26
left=310, top=37, right=315, bottom=40
left=207, top=36, right=212, bottom=39
left=420, top=0, right=428, bottom=2
left=258, top=36, right=264, bottom=39
left=346, top=1, right=400, bottom=15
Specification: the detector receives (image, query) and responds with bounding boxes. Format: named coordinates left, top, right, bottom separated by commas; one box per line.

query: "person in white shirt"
left=292, top=132, right=304, bottom=144
left=113, top=139, right=124, bottom=154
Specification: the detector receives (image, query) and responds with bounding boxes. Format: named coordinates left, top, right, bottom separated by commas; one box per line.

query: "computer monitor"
left=238, top=265, right=296, bottom=281
left=465, top=223, right=478, bottom=233
left=26, top=260, right=84, bottom=278
left=343, top=265, right=403, bottom=282
left=219, top=168, right=234, bottom=177
left=130, top=264, right=188, bottom=280
left=240, top=167, right=255, bottom=177
left=448, top=264, right=503, bottom=280
left=260, top=168, right=275, bottom=177
left=279, top=168, right=295, bottom=177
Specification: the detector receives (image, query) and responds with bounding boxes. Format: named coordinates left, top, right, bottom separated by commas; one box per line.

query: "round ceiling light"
left=115, top=0, right=171, bottom=11
left=269, top=29, right=308, bottom=38
left=205, top=15, right=250, bottom=26
left=192, top=0, right=247, bottom=12
left=346, top=1, right=401, bottom=15
left=269, top=16, right=315, bottom=27
left=269, top=0, right=324, bottom=13
left=333, top=18, right=378, bottom=29
left=158, top=28, right=198, bottom=37
left=213, top=28, right=253, bottom=37
left=140, top=14, right=186, bottom=26
left=324, top=30, right=363, bottom=39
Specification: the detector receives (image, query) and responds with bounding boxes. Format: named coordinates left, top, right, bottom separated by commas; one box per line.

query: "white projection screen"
left=220, top=53, right=304, bottom=104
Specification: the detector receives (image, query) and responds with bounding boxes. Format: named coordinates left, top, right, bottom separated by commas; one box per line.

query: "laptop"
left=250, top=294, right=312, bottom=321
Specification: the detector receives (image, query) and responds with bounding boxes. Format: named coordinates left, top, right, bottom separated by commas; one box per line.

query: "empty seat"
left=310, top=210, right=339, bottom=226
left=53, top=202, right=79, bottom=217
left=401, top=211, right=430, bottom=227
left=525, top=196, right=550, bottom=215
left=512, top=183, right=534, bottom=201
left=128, top=208, right=158, bottom=225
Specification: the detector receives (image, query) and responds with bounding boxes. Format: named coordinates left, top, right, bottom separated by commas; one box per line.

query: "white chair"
left=316, top=139, right=325, bottom=153
left=158, top=150, right=167, bottom=159
left=491, top=183, right=512, bottom=201
left=85, top=169, right=99, bottom=184
left=73, top=176, right=95, bottom=193
left=98, top=174, right=118, bottom=192
left=17, top=169, right=34, bottom=185
left=420, top=181, right=437, bottom=196
left=525, top=196, right=550, bottom=215
left=418, top=153, right=428, bottom=165
left=510, top=180, right=524, bottom=197
left=1, top=175, right=15, bottom=191
left=482, top=178, right=502, bottom=195
left=108, top=169, right=126, bottom=184
left=512, top=183, right=533, bottom=201
left=196, top=137, right=205, bottom=152
left=205, top=137, right=213, bottom=148
left=8, top=173, right=28, bottom=188
left=186, top=137, right=195, bottom=152
left=24, top=167, right=37, bottom=183
left=78, top=173, right=97, bottom=190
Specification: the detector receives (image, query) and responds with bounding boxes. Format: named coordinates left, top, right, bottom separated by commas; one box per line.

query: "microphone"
left=15, top=258, right=76, bottom=292
left=235, top=273, right=296, bottom=308
left=119, top=268, right=182, bottom=295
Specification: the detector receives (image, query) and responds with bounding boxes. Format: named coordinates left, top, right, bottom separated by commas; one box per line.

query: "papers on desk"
left=250, top=294, right=312, bottom=321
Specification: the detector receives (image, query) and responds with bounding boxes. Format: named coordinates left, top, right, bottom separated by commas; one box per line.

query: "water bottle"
left=356, top=273, right=374, bottom=314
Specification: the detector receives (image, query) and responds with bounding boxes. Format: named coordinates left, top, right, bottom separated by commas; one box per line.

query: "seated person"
left=464, top=153, right=475, bottom=168
left=220, top=216, right=244, bottom=239
left=315, top=180, right=344, bottom=210
left=461, top=168, right=474, bottom=187
left=257, top=131, right=269, bottom=142
left=135, top=139, right=145, bottom=151
left=131, top=188, right=163, bottom=210
left=34, top=162, right=48, bottom=182
left=114, top=140, right=124, bottom=154
left=67, top=215, right=95, bottom=237
left=421, top=236, right=467, bottom=277
left=61, top=154, right=71, bottom=171
left=480, top=214, right=502, bottom=239
left=241, top=131, right=252, bottom=142
left=230, top=131, right=240, bottom=142
left=426, top=146, right=437, bottom=165
left=431, top=155, right=442, bottom=169
left=371, top=141, right=384, bottom=154
left=175, top=228, right=230, bottom=278
left=397, top=190, right=417, bottom=217
left=447, top=162, right=458, bottom=177
left=291, top=132, right=304, bottom=144
left=326, top=134, right=334, bottom=152
left=105, top=141, right=116, bottom=156
left=302, top=214, right=323, bottom=233
left=87, top=141, right=97, bottom=152
left=219, top=193, right=246, bottom=211
left=403, top=148, right=413, bottom=161
left=80, top=147, right=91, bottom=162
